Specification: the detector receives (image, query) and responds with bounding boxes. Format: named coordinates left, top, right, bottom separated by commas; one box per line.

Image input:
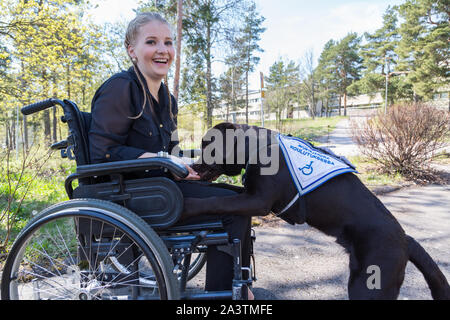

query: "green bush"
left=0, top=146, right=71, bottom=253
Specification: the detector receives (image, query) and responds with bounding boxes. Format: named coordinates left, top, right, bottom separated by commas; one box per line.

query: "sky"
left=88, top=0, right=406, bottom=89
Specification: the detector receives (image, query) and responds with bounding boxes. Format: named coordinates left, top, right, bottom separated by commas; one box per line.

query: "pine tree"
left=395, top=0, right=449, bottom=100
left=181, top=0, right=245, bottom=128
left=235, top=1, right=265, bottom=124
left=265, top=58, right=299, bottom=128
left=316, top=40, right=339, bottom=117
left=354, top=6, right=408, bottom=103
left=1, top=0, right=103, bottom=147
left=332, top=32, right=363, bottom=115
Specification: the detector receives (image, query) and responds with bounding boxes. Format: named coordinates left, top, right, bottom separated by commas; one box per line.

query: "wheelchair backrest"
left=62, top=99, right=92, bottom=166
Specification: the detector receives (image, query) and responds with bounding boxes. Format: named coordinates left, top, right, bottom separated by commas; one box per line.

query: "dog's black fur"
left=183, top=122, right=450, bottom=300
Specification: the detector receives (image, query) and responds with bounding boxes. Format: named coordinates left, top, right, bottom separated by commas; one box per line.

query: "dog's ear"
left=213, top=122, right=238, bottom=132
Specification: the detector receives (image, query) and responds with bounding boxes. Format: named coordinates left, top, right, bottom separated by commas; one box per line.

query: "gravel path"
left=184, top=181, right=450, bottom=300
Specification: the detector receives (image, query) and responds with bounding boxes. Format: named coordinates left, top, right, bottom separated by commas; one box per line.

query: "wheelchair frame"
left=0, top=98, right=255, bottom=300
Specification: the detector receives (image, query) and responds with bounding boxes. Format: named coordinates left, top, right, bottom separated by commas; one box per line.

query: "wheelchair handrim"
left=4, top=209, right=170, bottom=300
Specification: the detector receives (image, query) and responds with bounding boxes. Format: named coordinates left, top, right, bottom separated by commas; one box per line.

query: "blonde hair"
left=124, top=12, right=176, bottom=126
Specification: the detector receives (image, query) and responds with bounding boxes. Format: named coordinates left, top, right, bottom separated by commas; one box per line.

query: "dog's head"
left=192, top=122, right=251, bottom=181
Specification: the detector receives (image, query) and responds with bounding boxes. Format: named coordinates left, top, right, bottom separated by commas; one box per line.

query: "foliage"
left=264, top=58, right=300, bottom=129
left=180, top=0, right=256, bottom=128
left=351, top=103, right=450, bottom=181
left=351, top=6, right=408, bottom=104
left=348, top=0, right=449, bottom=102
left=314, top=33, right=363, bottom=117
left=231, top=1, right=265, bottom=124
left=0, top=145, right=69, bottom=253
left=395, top=0, right=449, bottom=100
left=0, top=0, right=105, bottom=150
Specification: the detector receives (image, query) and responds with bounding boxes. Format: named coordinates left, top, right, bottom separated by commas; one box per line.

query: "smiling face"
left=127, top=20, right=175, bottom=82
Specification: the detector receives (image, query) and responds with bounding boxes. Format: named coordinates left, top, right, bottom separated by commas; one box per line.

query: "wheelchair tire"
left=1, top=199, right=179, bottom=300
left=186, top=250, right=207, bottom=281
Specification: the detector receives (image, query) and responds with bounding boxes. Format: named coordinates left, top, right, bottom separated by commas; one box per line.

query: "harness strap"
left=274, top=193, right=299, bottom=216
left=243, top=140, right=302, bottom=218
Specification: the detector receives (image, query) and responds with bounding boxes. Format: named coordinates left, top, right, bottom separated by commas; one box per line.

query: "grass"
left=431, top=151, right=450, bottom=165
left=249, top=116, right=347, bottom=144
left=177, top=114, right=348, bottom=150
left=0, top=149, right=73, bottom=249
left=346, top=155, right=410, bottom=191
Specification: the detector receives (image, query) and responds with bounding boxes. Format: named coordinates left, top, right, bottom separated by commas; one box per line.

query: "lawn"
left=0, top=149, right=72, bottom=251
left=177, top=114, right=347, bottom=150
left=248, top=116, right=346, bottom=143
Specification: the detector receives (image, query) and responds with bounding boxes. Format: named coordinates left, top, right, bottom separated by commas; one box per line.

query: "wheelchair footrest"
left=181, top=290, right=233, bottom=300
left=161, top=232, right=229, bottom=248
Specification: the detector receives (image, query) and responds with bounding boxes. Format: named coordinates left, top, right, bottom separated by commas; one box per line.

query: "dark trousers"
left=175, top=181, right=252, bottom=291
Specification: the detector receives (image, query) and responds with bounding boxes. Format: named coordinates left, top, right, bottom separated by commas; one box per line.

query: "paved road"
left=316, top=108, right=377, bottom=157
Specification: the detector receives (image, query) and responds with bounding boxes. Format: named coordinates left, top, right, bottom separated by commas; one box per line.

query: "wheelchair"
left=1, top=98, right=256, bottom=300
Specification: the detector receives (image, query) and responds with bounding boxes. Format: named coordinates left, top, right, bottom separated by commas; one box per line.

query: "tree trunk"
left=10, top=120, right=15, bottom=150
left=5, top=120, right=10, bottom=149
left=173, top=0, right=183, bottom=101
left=206, top=22, right=213, bottom=128
left=52, top=76, right=58, bottom=143
left=245, top=42, right=250, bottom=124
left=343, top=92, right=347, bottom=116
left=20, top=61, right=28, bottom=149
left=245, top=70, right=249, bottom=124
left=82, top=85, right=86, bottom=105
left=311, top=79, right=315, bottom=119
left=23, top=116, right=28, bottom=150
left=44, top=110, right=51, bottom=142
left=52, top=106, right=57, bottom=143
left=66, top=64, right=71, bottom=100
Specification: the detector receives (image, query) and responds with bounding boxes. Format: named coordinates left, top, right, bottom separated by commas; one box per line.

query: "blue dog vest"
left=277, top=134, right=357, bottom=197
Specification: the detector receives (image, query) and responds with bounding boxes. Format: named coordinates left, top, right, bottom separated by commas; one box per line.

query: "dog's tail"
left=406, top=235, right=450, bottom=300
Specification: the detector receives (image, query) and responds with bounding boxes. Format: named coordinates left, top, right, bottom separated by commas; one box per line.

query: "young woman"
left=88, top=12, right=253, bottom=297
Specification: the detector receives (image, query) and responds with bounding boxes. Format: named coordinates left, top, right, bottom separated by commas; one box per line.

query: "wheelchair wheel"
left=1, top=199, right=179, bottom=300
left=186, top=247, right=207, bottom=281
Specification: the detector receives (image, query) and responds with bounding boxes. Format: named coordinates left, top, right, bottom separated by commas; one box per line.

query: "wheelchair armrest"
left=76, top=157, right=189, bottom=178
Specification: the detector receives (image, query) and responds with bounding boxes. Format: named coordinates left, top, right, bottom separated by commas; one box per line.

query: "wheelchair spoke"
left=4, top=201, right=178, bottom=300
left=44, top=226, right=77, bottom=267
left=93, top=221, right=105, bottom=274
left=16, top=261, right=77, bottom=299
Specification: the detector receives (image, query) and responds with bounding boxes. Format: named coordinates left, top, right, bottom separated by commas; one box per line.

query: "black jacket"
left=89, top=67, right=179, bottom=164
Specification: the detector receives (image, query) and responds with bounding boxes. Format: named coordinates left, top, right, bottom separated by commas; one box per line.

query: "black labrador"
left=182, top=122, right=450, bottom=300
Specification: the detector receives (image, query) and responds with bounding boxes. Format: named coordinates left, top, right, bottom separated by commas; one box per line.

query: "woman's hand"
left=169, top=155, right=200, bottom=181
left=175, top=163, right=201, bottom=181
left=138, top=152, right=200, bottom=180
